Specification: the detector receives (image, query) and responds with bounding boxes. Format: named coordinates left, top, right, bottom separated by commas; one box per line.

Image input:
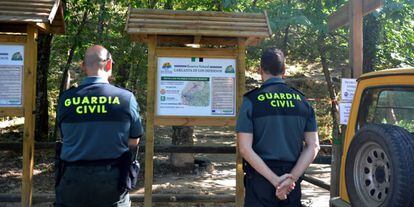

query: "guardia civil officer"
left=55, top=45, right=143, bottom=207
left=236, top=48, right=320, bottom=207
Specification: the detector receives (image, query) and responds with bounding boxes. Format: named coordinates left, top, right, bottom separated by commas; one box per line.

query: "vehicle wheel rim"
left=354, top=141, right=391, bottom=206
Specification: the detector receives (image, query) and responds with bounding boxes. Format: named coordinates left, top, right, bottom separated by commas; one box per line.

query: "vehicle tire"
left=345, top=124, right=414, bottom=207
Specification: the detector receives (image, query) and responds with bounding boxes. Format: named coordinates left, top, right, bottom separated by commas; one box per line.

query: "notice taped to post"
left=156, top=57, right=236, bottom=116
left=0, top=45, right=24, bottom=107
left=339, top=102, right=352, bottom=125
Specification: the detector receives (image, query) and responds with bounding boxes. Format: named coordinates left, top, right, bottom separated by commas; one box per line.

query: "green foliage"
left=395, top=120, right=414, bottom=133
left=376, top=0, right=414, bottom=69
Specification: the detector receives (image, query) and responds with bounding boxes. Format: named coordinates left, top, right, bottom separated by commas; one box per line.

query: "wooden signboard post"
left=327, top=0, right=384, bottom=201
left=0, top=1, right=65, bottom=206
left=126, top=9, right=271, bottom=207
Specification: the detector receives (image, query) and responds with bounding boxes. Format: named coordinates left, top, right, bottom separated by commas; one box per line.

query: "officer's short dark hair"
left=260, top=47, right=285, bottom=76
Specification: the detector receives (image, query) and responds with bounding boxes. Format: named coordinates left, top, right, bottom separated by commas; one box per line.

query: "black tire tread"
left=345, top=124, right=414, bottom=207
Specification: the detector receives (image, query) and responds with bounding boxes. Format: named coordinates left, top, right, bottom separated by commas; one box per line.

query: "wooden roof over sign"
left=0, top=0, right=65, bottom=34
left=126, top=9, right=272, bottom=46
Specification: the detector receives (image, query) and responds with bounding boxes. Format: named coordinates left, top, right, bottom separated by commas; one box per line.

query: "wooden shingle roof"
left=0, top=0, right=65, bottom=34
left=126, top=9, right=272, bottom=45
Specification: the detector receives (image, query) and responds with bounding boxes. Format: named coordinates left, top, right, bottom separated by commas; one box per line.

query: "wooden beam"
left=193, top=35, right=201, bottom=44
left=48, top=0, right=61, bottom=24
left=128, top=19, right=268, bottom=27
left=263, top=10, right=273, bottom=37
left=350, top=0, right=364, bottom=78
left=0, top=108, right=24, bottom=117
left=328, top=0, right=384, bottom=31
left=0, top=193, right=236, bottom=204
left=235, top=37, right=246, bottom=207
left=144, top=35, right=157, bottom=207
left=131, top=35, right=240, bottom=46
left=127, top=28, right=270, bottom=38
left=130, top=34, right=149, bottom=43
left=328, top=3, right=349, bottom=31
left=129, top=13, right=267, bottom=23
left=0, top=142, right=333, bottom=154
left=130, top=8, right=265, bottom=18
left=21, top=24, right=38, bottom=207
left=155, top=117, right=236, bottom=126
left=245, top=37, right=261, bottom=47
left=156, top=47, right=237, bottom=58
left=302, top=175, right=330, bottom=191
left=0, top=34, right=26, bottom=43
left=35, top=22, right=50, bottom=33
left=0, top=23, right=28, bottom=33
left=51, top=3, right=66, bottom=34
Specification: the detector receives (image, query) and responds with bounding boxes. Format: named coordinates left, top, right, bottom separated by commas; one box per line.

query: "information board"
left=0, top=45, right=24, bottom=107
left=156, top=57, right=236, bottom=116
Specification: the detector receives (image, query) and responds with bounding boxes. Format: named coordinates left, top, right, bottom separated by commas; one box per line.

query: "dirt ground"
left=0, top=126, right=330, bottom=207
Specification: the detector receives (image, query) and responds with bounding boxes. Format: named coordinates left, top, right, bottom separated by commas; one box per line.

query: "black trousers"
left=55, top=165, right=130, bottom=207
left=244, top=161, right=302, bottom=207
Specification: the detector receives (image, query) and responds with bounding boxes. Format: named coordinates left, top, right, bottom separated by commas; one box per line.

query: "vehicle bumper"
left=330, top=197, right=351, bottom=207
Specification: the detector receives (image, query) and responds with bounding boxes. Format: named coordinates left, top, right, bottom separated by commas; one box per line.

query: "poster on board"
left=0, top=45, right=24, bottom=107
left=156, top=57, right=236, bottom=117
left=341, top=78, right=357, bottom=102
left=339, top=102, right=352, bottom=125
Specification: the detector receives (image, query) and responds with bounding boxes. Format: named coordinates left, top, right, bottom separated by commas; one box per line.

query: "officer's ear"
left=105, top=59, right=112, bottom=72
left=81, top=62, right=87, bottom=74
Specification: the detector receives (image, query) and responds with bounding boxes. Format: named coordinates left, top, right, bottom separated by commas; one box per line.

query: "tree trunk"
left=363, top=13, right=380, bottom=73
left=282, top=25, right=290, bottom=55
left=164, top=0, right=173, bottom=9
left=318, top=33, right=341, bottom=198
left=97, top=1, right=106, bottom=43
left=216, top=0, right=223, bottom=11
left=116, top=63, right=129, bottom=87
left=35, top=34, right=53, bottom=141
left=282, top=0, right=292, bottom=55
left=252, top=0, right=258, bottom=8
left=162, top=0, right=195, bottom=172
left=149, top=0, right=157, bottom=9
left=53, top=9, right=89, bottom=140
left=171, top=126, right=195, bottom=171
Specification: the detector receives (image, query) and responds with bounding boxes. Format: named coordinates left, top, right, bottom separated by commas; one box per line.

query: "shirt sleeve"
left=235, top=97, right=253, bottom=133
left=305, top=104, right=318, bottom=132
left=129, top=95, right=144, bottom=139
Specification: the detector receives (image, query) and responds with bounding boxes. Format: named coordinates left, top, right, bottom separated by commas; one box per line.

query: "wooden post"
left=144, top=35, right=157, bottom=207
left=350, top=0, right=363, bottom=78
left=235, top=37, right=246, bottom=207
left=327, top=1, right=383, bottom=202
left=22, top=24, right=38, bottom=207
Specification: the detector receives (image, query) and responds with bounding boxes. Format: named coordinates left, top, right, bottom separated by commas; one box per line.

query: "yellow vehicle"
left=331, top=68, right=414, bottom=207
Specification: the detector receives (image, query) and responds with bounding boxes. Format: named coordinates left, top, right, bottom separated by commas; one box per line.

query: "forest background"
left=18, top=0, right=413, bottom=144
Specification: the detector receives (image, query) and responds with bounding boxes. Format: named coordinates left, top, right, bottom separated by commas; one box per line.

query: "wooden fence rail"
left=0, top=142, right=332, bottom=164
left=0, top=193, right=235, bottom=204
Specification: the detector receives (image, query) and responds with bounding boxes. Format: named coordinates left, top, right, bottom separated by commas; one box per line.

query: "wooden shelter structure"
left=0, top=0, right=65, bottom=206
left=126, top=8, right=271, bottom=207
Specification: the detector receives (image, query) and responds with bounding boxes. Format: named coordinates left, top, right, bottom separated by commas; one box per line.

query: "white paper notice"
left=340, top=102, right=352, bottom=125
left=341, top=78, right=357, bottom=102
left=156, top=57, right=236, bottom=116
left=0, top=45, right=24, bottom=107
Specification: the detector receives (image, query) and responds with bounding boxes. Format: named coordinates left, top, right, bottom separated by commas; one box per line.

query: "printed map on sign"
left=156, top=57, right=236, bottom=116
left=181, top=81, right=210, bottom=106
